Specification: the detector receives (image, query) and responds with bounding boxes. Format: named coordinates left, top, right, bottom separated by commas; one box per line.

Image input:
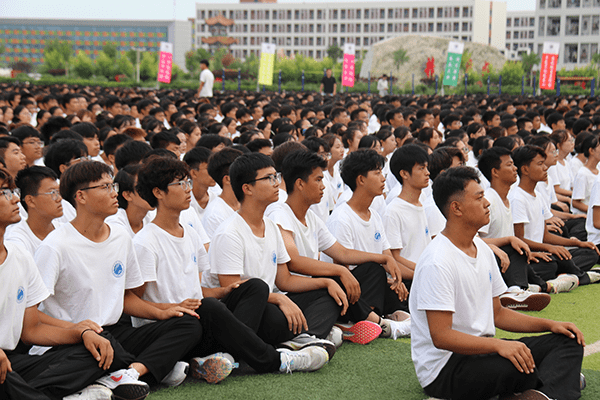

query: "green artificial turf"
left=149, top=284, right=600, bottom=399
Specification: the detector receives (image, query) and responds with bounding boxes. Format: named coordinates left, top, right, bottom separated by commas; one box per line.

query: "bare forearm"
left=287, top=255, right=347, bottom=278
left=494, top=306, right=553, bottom=333
left=277, top=275, right=331, bottom=293
left=37, top=310, right=75, bottom=329
left=543, top=230, right=579, bottom=247
left=22, top=323, right=82, bottom=346
left=481, top=237, right=511, bottom=248
left=202, top=286, right=230, bottom=299
left=123, top=290, right=163, bottom=320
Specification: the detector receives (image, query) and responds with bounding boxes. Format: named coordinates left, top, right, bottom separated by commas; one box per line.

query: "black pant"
left=424, top=333, right=584, bottom=400
left=496, top=245, right=548, bottom=292
left=1, top=332, right=134, bottom=400
left=188, top=297, right=281, bottom=373
left=104, top=314, right=201, bottom=383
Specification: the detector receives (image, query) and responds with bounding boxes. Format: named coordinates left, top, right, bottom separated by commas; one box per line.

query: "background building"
left=0, top=19, right=192, bottom=70
left=195, top=0, right=507, bottom=60
left=505, top=11, right=536, bottom=60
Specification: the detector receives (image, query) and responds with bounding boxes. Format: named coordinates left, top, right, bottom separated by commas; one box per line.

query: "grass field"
left=148, top=284, right=600, bottom=399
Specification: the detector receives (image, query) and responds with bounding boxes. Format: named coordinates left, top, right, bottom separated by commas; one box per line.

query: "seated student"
left=183, top=147, right=217, bottom=221
left=11, top=125, right=44, bottom=167
left=477, top=147, right=555, bottom=306
left=585, top=172, right=600, bottom=248
left=411, top=166, right=585, bottom=400
left=6, top=167, right=62, bottom=256
left=132, top=156, right=329, bottom=379
left=202, top=153, right=342, bottom=354
left=268, top=150, right=410, bottom=343
left=105, top=164, right=154, bottom=237
left=384, top=144, right=432, bottom=279
left=0, top=167, right=143, bottom=400
left=509, top=145, right=600, bottom=288
left=202, top=148, right=242, bottom=239
left=325, top=149, right=410, bottom=317
left=71, top=122, right=101, bottom=160
left=35, top=161, right=204, bottom=391
left=572, top=135, right=600, bottom=215
left=0, top=137, right=27, bottom=179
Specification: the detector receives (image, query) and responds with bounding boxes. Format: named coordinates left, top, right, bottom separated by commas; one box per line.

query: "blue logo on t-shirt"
left=374, top=231, right=382, bottom=242
left=192, top=253, right=197, bottom=264
left=272, top=251, right=277, bottom=265
left=112, top=261, right=124, bottom=278
left=489, top=271, right=492, bottom=282
left=425, top=226, right=430, bottom=236
left=16, top=286, right=24, bottom=304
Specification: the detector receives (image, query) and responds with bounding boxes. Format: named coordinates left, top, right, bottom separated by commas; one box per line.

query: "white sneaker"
left=500, top=291, right=551, bottom=311
left=278, top=346, right=329, bottom=373
left=189, top=354, right=233, bottom=384
left=380, top=318, right=411, bottom=339
left=96, top=368, right=149, bottom=400
left=279, top=333, right=336, bottom=360
left=63, top=384, right=113, bottom=400
left=527, top=284, right=542, bottom=293
left=160, top=361, right=188, bottom=387
left=326, top=326, right=343, bottom=349
left=385, top=310, right=411, bottom=321
left=547, top=274, right=579, bottom=293
left=587, top=271, right=600, bottom=284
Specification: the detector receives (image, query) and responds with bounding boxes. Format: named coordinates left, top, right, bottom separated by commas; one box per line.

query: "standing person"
left=411, top=166, right=585, bottom=400
left=198, top=59, right=214, bottom=98
left=377, top=75, right=389, bottom=97
left=320, top=69, right=337, bottom=96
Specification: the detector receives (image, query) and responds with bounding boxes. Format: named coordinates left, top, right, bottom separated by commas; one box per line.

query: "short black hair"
left=207, top=147, right=243, bottom=188
left=477, top=147, right=512, bottom=182
left=11, top=125, right=41, bottom=142
left=70, top=122, right=99, bottom=139
left=271, top=141, right=307, bottom=172
left=301, top=136, right=329, bottom=153
left=546, top=113, right=565, bottom=128
left=196, top=134, right=230, bottom=151
left=15, top=166, right=58, bottom=212
left=59, top=161, right=113, bottom=208
left=389, top=144, right=429, bottom=184
left=580, top=135, right=599, bottom=158
left=245, top=139, right=272, bottom=153
left=229, top=152, right=275, bottom=202
left=200, top=59, right=209, bottom=67
left=136, top=156, right=189, bottom=208
left=512, top=145, right=546, bottom=177
left=281, top=150, right=327, bottom=195
left=103, top=134, right=132, bottom=157
left=183, top=146, right=212, bottom=170
left=114, top=140, right=152, bottom=170
left=432, top=166, right=480, bottom=218
left=114, top=164, right=141, bottom=210
left=44, top=139, right=88, bottom=178
left=150, top=131, right=180, bottom=150
left=340, top=149, right=386, bottom=192
left=428, top=148, right=457, bottom=182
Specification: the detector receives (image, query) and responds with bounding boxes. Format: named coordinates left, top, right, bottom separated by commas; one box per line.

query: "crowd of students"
left=0, top=83, right=596, bottom=399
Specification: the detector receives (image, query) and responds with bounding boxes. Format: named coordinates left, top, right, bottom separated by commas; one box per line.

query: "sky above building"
left=1, top=0, right=535, bottom=21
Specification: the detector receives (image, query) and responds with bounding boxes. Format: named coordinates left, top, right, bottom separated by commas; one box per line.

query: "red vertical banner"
left=342, top=43, right=355, bottom=87
left=539, top=42, right=559, bottom=90
left=158, top=42, right=173, bottom=84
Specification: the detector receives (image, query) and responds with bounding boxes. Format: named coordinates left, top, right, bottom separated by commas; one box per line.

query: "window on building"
left=356, top=9, right=361, bottom=19
left=462, top=22, right=469, bottom=31
left=317, top=37, right=322, bottom=45
left=317, top=24, right=322, bottom=33
left=356, top=37, right=361, bottom=45
left=581, top=15, right=590, bottom=34
left=593, top=16, right=599, bottom=35
left=428, top=23, right=434, bottom=32
left=507, top=18, right=512, bottom=27
left=567, top=0, right=581, bottom=7
left=437, top=22, right=443, bottom=32
left=529, top=30, right=535, bottom=38
left=365, top=9, right=370, bottom=19
left=412, top=23, right=417, bottom=32
left=429, top=8, right=435, bottom=18
left=454, top=7, right=460, bottom=17
left=380, top=23, right=384, bottom=32
left=583, top=0, right=592, bottom=6
left=565, top=43, right=578, bottom=62
left=540, top=0, right=546, bottom=8
left=356, top=24, right=361, bottom=33
left=404, top=9, right=409, bottom=18
left=515, top=18, right=520, bottom=27
left=413, top=8, right=418, bottom=18
left=548, top=0, right=561, bottom=7
left=380, top=9, right=385, bottom=18
left=287, top=10, right=292, bottom=19
left=454, top=22, right=459, bottom=32
left=388, top=23, right=393, bottom=32
left=547, top=17, right=560, bottom=35
left=507, top=31, right=511, bottom=39
left=438, top=8, right=443, bottom=18
left=566, top=16, right=580, bottom=35
left=341, top=10, right=346, bottom=19
left=333, top=9, right=338, bottom=19
left=403, top=23, right=409, bottom=32
left=530, top=17, right=535, bottom=26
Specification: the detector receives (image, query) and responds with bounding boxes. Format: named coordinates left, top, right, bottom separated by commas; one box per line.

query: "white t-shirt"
left=190, top=191, right=217, bottom=221
left=569, top=156, right=585, bottom=181
left=180, top=206, right=210, bottom=245
left=410, top=234, right=506, bottom=388
left=52, top=200, right=77, bottom=227
left=132, top=223, right=209, bottom=326
left=479, top=187, right=514, bottom=239
left=268, top=203, right=337, bottom=261
left=508, top=186, right=550, bottom=243
left=324, top=164, right=344, bottom=204
left=5, top=219, right=58, bottom=256
left=0, top=243, right=49, bottom=351
left=384, top=197, right=431, bottom=263
left=585, top=174, right=600, bottom=244
left=572, top=166, right=597, bottom=215
left=203, top=213, right=291, bottom=292
left=548, top=160, right=573, bottom=191
left=265, top=188, right=288, bottom=218
left=536, top=176, right=558, bottom=206
left=423, top=194, right=446, bottom=238
left=106, top=208, right=152, bottom=239
left=308, top=182, right=332, bottom=223
left=35, top=223, right=144, bottom=326
left=199, top=69, right=215, bottom=97
left=202, top=196, right=236, bottom=240
left=324, top=202, right=390, bottom=269
left=335, top=186, right=387, bottom=220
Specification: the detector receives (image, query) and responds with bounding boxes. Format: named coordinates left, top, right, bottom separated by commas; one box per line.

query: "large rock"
left=360, top=35, right=506, bottom=85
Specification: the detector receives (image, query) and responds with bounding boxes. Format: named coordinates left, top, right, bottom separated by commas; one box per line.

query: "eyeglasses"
left=318, top=152, right=332, bottom=160
left=551, top=149, right=559, bottom=157
left=22, top=139, right=44, bottom=147
left=67, top=155, right=93, bottom=166
left=0, top=188, right=20, bottom=201
left=462, top=146, right=469, bottom=154
left=249, top=172, right=282, bottom=186
left=79, top=182, right=119, bottom=194
left=168, top=178, right=193, bottom=190
left=36, top=189, right=61, bottom=202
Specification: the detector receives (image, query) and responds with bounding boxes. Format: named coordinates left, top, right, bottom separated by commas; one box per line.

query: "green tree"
left=185, top=48, right=211, bottom=78
left=42, top=40, right=73, bottom=74
left=95, top=52, right=115, bottom=79
left=499, top=61, right=525, bottom=86
left=103, top=44, right=118, bottom=59
left=591, top=53, right=600, bottom=78
left=460, top=49, right=473, bottom=72
left=115, top=56, right=134, bottom=78
left=72, top=51, right=95, bottom=79
left=326, top=44, right=343, bottom=61
left=42, top=50, right=66, bottom=73
left=521, top=52, right=541, bottom=76
left=139, top=52, right=158, bottom=81
left=392, top=48, right=409, bottom=70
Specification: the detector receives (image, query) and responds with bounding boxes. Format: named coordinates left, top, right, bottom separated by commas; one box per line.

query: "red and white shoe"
left=96, top=368, right=149, bottom=400
left=334, top=321, right=382, bottom=345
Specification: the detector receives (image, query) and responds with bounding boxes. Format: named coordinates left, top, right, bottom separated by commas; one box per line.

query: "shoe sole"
left=335, top=321, right=382, bottom=345
left=110, top=384, right=149, bottom=400
left=500, top=293, right=551, bottom=311
left=500, top=389, right=550, bottom=400
left=190, top=357, right=232, bottom=384
left=385, top=310, right=411, bottom=322
left=279, top=341, right=336, bottom=361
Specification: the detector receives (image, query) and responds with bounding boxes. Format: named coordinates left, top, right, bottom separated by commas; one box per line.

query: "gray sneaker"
left=63, top=384, right=114, bottom=400
left=326, top=326, right=343, bottom=349
left=277, top=346, right=329, bottom=373
left=279, top=333, right=336, bottom=360
left=380, top=318, right=411, bottom=339
left=547, top=274, right=579, bottom=293
left=160, top=361, right=188, bottom=387
left=587, top=271, right=600, bottom=284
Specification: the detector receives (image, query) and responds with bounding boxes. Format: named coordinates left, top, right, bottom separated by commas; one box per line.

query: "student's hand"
left=576, top=240, right=600, bottom=255
left=277, top=295, right=308, bottom=335
left=490, top=245, right=510, bottom=273
left=508, top=236, right=531, bottom=260
left=548, top=216, right=565, bottom=227
left=495, top=340, right=535, bottom=374
left=339, top=268, right=361, bottom=304
left=81, top=330, right=114, bottom=370
left=388, top=278, right=409, bottom=302
left=325, top=280, right=349, bottom=316
left=0, top=349, right=11, bottom=384
left=74, top=320, right=103, bottom=334
left=382, top=256, right=403, bottom=286
left=159, top=306, right=200, bottom=320
left=179, top=298, right=202, bottom=312
left=549, top=321, right=586, bottom=346
left=222, top=279, right=248, bottom=297
left=529, top=251, right=552, bottom=263
left=546, top=245, right=572, bottom=260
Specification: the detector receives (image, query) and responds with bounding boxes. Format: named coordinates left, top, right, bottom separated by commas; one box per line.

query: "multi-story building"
left=534, top=0, right=600, bottom=68
left=0, top=19, right=192, bottom=71
left=505, top=11, right=536, bottom=60
left=195, top=0, right=507, bottom=60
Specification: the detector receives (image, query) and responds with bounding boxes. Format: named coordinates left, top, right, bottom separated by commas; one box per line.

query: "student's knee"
left=239, top=278, right=270, bottom=299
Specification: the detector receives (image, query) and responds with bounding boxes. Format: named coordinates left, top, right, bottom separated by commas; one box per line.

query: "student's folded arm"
left=274, top=262, right=332, bottom=293
left=124, top=289, right=199, bottom=320
left=493, top=296, right=554, bottom=333
left=21, top=305, right=81, bottom=346
left=571, top=199, right=588, bottom=214
left=513, top=223, right=549, bottom=252
left=204, top=274, right=246, bottom=299
left=388, top=248, right=416, bottom=275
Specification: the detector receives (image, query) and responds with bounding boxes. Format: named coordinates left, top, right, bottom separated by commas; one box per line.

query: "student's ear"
left=521, top=163, right=530, bottom=178
left=242, top=182, right=253, bottom=198
left=490, top=167, right=500, bottom=181
left=222, top=175, right=231, bottom=187
left=189, top=168, right=200, bottom=181
left=59, top=164, right=69, bottom=175
left=74, top=189, right=87, bottom=206
left=152, top=186, right=165, bottom=201
left=122, top=190, right=135, bottom=203
left=355, top=174, right=365, bottom=188
left=24, top=194, right=36, bottom=210
left=107, top=154, right=116, bottom=167
left=399, top=169, right=411, bottom=182
left=448, top=199, right=464, bottom=218
left=295, top=177, right=304, bottom=192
